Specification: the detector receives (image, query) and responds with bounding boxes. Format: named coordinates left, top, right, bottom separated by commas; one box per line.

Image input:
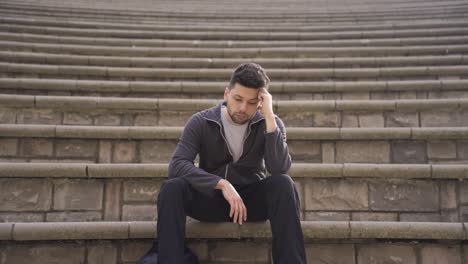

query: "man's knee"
left=158, top=177, right=189, bottom=200
left=268, top=174, right=295, bottom=191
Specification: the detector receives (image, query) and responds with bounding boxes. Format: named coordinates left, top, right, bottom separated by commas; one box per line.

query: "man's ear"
left=224, top=87, right=230, bottom=101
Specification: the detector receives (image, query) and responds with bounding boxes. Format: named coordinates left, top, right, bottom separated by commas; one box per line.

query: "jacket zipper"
left=204, top=117, right=233, bottom=179
left=204, top=115, right=265, bottom=179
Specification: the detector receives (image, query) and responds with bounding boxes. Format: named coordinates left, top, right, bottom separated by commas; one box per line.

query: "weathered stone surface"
left=123, top=180, right=162, bottom=202
left=357, top=244, right=416, bottom=264
left=464, top=245, right=468, bottom=264
left=122, top=205, right=157, bottom=221
left=46, top=212, right=102, bottom=222
left=17, top=109, right=61, bottom=125
left=321, top=142, right=335, bottom=163
left=400, top=213, right=442, bottom=222
left=19, top=138, right=53, bottom=157
left=458, top=141, right=468, bottom=160
left=370, top=180, right=439, bottom=211
left=281, top=112, right=314, bottom=127
left=428, top=141, right=457, bottom=159
left=420, top=245, right=462, bottom=264
left=210, top=242, right=269, bottom=262
left=0, top=109, right=16, bottom=123
left=2, top=244, right=85, bottom=264
left=159, top=111, right=192, bottom=126
left=56, top=139, right=98, bottom=158
left=288, top=141, right=321, bottom=162
left=94, top=114, right=121, bottom=126
left=391, top=141, right=427, bottom=163
left=134, top=113, right=158, bottom=126
left=104, top=180, right=121, bottom=221
left=96, top=141, right=111, bottom=164
left=359, top=113, right=384, bottom=127
left=460, top=181, right=468, bottom=205
left=140, top=140, right=177, bottom=163
left=0, top=213, right=44, bottom=222
left=304, top=212, right=350, bottom=221
left=0, top=138, right=17, bottom=156
left=441, top=181, right=458, bottom=209
left=313, top=111, right=340, bottom=127
left=304, top=179, right=368, bottom=210
left=441, top=210, right=459, bottom=222
left=54, top=180, right=103, bottom=210
left=87, top=242, right=118, bottom=264
left=121, top=241, right=152, bottom=262
left=0, top=179, right=52, bottom=211
left=385, top=112, right=419, bottom=127
left=461, top=206, right=468, bottom=221
left=306, top=244, right=355, bottom=264
left=351, top=212, right=398, bottom=221
left=63, top=112, right=93, bottom=125
left=336, top=141, right=390, bottom=163
left=421, top=111, right=468, bottom=127
left=342, top=113, right=359, bottom=127
left=342, top=92, right=369, bottom=100
left=113, top=141, right=136, bottom=163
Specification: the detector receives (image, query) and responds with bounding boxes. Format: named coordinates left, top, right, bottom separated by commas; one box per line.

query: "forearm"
left=264, top=113, right=278, bottom=133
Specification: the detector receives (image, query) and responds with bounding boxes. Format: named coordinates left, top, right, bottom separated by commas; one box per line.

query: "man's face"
left=224, top=83, right=261, bottom=125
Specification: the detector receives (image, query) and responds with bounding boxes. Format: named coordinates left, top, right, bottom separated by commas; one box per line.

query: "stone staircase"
left=0, top=0, right=467, bottom=263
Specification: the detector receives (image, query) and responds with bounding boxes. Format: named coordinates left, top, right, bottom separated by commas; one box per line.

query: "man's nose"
left=239, top=102, right=247, bottom=112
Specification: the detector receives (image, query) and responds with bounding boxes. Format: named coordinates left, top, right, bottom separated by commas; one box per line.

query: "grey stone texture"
left=369, top=180, right=439, bottom=211
left=336, top=141, right=390, bottom=163
left=53, top=180, right=103, bottom=210
left=357, top=244, right=417, bottom=264
left=1, top=244, right=85, bottom=264
left=306, top=244, right=355, bottom=264
left=0, top=179, right=52, bottom=211
left=391, top=141, right=427, bottom=163
left=304, top=179, right=368, bottom=211
left=420, top=245, right=462, bottom=264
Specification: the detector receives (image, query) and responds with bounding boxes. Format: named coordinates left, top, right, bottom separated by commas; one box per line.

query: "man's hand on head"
left=258, top=88, right=274, bottom=118
left=258, top=88, right=278, bottom=133
left=215, top=179, right=247, bottom=225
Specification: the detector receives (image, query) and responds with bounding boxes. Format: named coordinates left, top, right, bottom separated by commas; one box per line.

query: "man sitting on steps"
left=154, top=62, right=307, bottom=263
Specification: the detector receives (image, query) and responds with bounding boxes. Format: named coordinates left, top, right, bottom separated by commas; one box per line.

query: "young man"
left=156, top=63, right=307, bottom=263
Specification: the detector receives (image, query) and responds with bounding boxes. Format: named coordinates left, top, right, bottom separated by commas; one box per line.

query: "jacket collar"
left=203, top=101, right=264, bottom=125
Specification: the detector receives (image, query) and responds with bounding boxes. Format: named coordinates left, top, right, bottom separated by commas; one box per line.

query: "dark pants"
left=156, top=174, right=307, bottom=264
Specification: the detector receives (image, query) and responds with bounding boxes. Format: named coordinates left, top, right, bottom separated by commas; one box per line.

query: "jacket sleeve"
left=168, top=113, right=223, bottom=197
left=263, top=116, right=292, bottom=175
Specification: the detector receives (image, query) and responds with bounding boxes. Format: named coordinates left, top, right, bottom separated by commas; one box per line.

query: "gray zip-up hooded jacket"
left=168, top=101, right=292, bottom=197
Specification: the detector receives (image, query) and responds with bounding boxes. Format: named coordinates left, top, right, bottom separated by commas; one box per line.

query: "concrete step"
left=3, top=32, right=468, bottom=49
left=2, top=63, right=468, bottom=81
left=2, top=52, right=466, bottom=69
left=0, top=2, right=466, bottom=24
left=2, top=40, right=467, bottom=58
left=0, top=124, right=467, bottom=164
left=0, top=221, right=466, bottom=264
left=2, top=23, right=468, bottom=41
left=3, top=16, right=468, bottom=33
left=3, top=52, right=466, bottom=68
left=1, top=1, right=467, bottom=18
left=1, top=95, right=467, bottom=128
left=0, top=162, right=466, bottom=222
left=1, top=78, right=468, bottom=100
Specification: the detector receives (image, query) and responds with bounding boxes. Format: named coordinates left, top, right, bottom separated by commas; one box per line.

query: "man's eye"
left=235, top=99, right=242, bottom=102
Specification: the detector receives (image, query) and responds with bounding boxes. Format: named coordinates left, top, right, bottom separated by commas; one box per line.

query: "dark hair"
left=228, top=63, right=270, bottom=90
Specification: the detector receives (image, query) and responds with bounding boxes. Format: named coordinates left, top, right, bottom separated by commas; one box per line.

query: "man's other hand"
left=215, top=179, right=247, bottom=225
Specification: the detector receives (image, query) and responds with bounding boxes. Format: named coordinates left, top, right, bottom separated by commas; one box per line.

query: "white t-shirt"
left=221, top=106, right=249, bottom=162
